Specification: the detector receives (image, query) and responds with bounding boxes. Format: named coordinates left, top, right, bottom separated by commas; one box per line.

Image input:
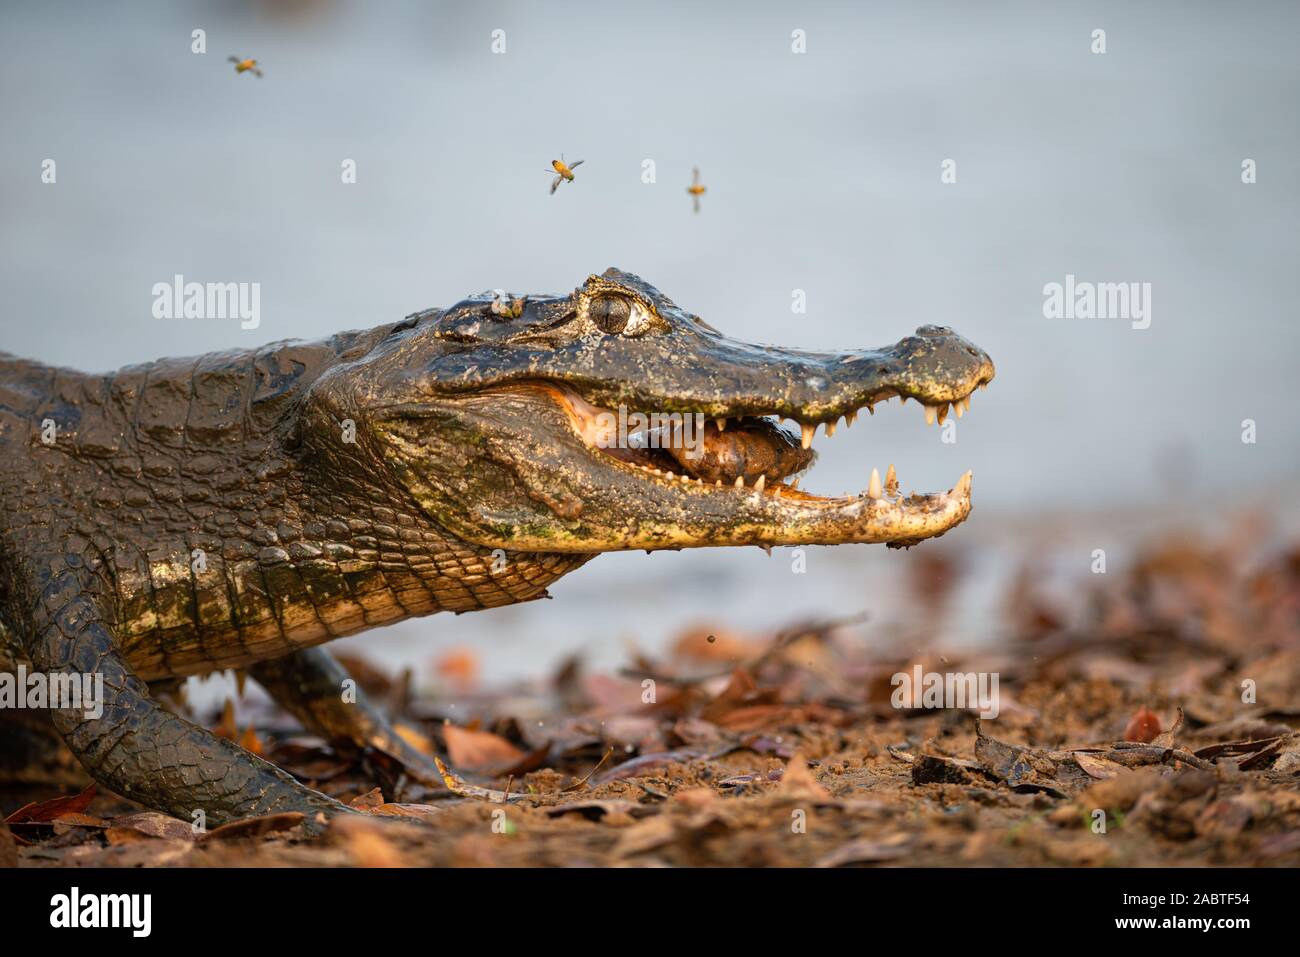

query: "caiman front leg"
left=249, top=646, right=444, bottom=786
left=27, top=562, right=353, bottom=830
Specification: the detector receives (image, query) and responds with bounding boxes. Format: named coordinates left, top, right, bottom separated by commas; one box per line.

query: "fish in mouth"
left=321, top=267, right=996, bottom=553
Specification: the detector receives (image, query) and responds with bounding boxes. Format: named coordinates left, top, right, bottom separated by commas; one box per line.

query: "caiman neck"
left=1, top=329, right=591, bottom=681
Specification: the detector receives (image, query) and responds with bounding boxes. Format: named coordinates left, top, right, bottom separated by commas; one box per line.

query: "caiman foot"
left=30, top=567, right=356, bottom=832
left=249, top=646, right=445, bottom=788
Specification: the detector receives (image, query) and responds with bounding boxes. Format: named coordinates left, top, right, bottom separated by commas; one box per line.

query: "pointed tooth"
left=734, top=475, right=745, bottom=488
left=754, top=474, right=766, bottom=492
left=963, top=395, right=972, bottom=412
left=867, top=468, right=882, bottom=499
left=937, top=403, right=949, bottom=425
left=715, top=417, right=727, bottom=432
left=760, top=545, right=772, bottom=556
left=715, top=479, right=722, bottom=487
left=953, top=470, right=972, bottom=496
left=845, top=409, right=857, bottom=427
left=790, top=477, right=800, bottom=490
left=954, top=400, right=964, bottom=419
left=924, top=405, right=937, bottom=425
left=801, top=422, right=815, bottom=450
left=885, top=463, right=898, bottom=497
left=825, top=419, right=837, bottom=438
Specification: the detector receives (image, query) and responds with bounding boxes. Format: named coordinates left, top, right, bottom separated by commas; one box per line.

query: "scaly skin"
left=0, top=268, right=994, bottom=826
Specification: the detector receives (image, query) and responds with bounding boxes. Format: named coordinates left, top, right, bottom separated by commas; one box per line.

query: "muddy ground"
left=3, top=525, right=1299, bottom=867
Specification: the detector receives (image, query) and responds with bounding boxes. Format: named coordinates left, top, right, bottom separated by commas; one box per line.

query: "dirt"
left=3, top=525, right=1299, bottom=867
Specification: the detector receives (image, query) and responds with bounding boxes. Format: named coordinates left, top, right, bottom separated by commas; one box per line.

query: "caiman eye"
left=590, top=295, right=631, bottom=334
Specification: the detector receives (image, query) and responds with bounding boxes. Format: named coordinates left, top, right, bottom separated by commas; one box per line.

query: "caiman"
left=0, top=268, right=994, bottom=828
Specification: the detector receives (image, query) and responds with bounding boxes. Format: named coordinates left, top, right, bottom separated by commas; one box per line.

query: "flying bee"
left=687, top=166, right=707, bottom=213
left=547, top=154, right=584, bottom=194
left=228, top=56, right=264, bottom=78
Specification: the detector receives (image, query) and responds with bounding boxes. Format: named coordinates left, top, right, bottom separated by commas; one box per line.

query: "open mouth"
left=541, top=375, right=992, bottom=538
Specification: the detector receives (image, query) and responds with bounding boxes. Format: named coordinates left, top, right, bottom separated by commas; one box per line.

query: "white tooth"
left=825, top=419, right=837, bottom=438
left=954, top=401, right=964, bottom=419
left=754, top=474, right=766, bottom=491
left=790, top=477, right=800, bottom=490
left=773, top=487, right=783, bottom=499
left=885, top=463, right=898, bottom=497
left=867, top=468, right=882, bottom=499
left=734, top=475, right=744, bottom=488
left=924, top=405, right=937, bottom=425
left=953, top=470, right=972, bottom=496
left=801, top=423, right=815, bottom=449
left=715, top=479, right=722, bottom=487
left=716, top=418, right=727, bottom=431
left=845, top=409, right=857, bottom=427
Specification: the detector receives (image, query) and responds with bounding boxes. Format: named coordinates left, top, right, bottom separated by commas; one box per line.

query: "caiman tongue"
left=666, top=418, right=814, bottom=485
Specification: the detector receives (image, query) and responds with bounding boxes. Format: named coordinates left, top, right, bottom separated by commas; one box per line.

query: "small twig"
left=564, top=746, right=615, bottom=793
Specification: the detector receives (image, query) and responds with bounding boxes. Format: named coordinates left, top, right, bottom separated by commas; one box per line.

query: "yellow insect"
left=547, top=154, right=584, bottom=194
left=687, top=166, right=707, bottom=213
left=227, top=56, right=264, bottom=78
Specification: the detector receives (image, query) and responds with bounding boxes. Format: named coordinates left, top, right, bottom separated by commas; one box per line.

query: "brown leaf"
left=329, top=816, right=408, bottom=867
left=1073, top=752, right=1126, bottom=780
left=433, top=647, right=479, bottom=690
left=1123, top=706, right=1163, bottom=743
left=431, top=755, right=526, bottom=802
left=4, top=784, right=96, bottom=824
left=1151, top=707, right=1184, bottom=749
left=106, top=811, right=195, bottom=845
left=367, top=803, right=444, bottom=822
left=238, top=723, right=265, bottom=756
left=199, top=812, right=305, bottom=842
left=107, top=811, right=195, bottom=841
left=780, top=752, right=830, bottom=800
left=912, top=753, right=980, bottom=785
left=442, top=723, right=526, bottom=773
left=348, top=787, right=386, bottom=810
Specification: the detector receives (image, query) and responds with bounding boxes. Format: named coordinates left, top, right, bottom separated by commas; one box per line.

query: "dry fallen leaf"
left=442, top=723, right=525, bottom=773
left=1123, top=706, right=1163, bottom=743
left=4, top=784, right=96, bottom=824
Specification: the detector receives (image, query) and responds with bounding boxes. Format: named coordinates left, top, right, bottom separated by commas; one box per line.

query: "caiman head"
left=305, top=268, right=995, bottom=553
